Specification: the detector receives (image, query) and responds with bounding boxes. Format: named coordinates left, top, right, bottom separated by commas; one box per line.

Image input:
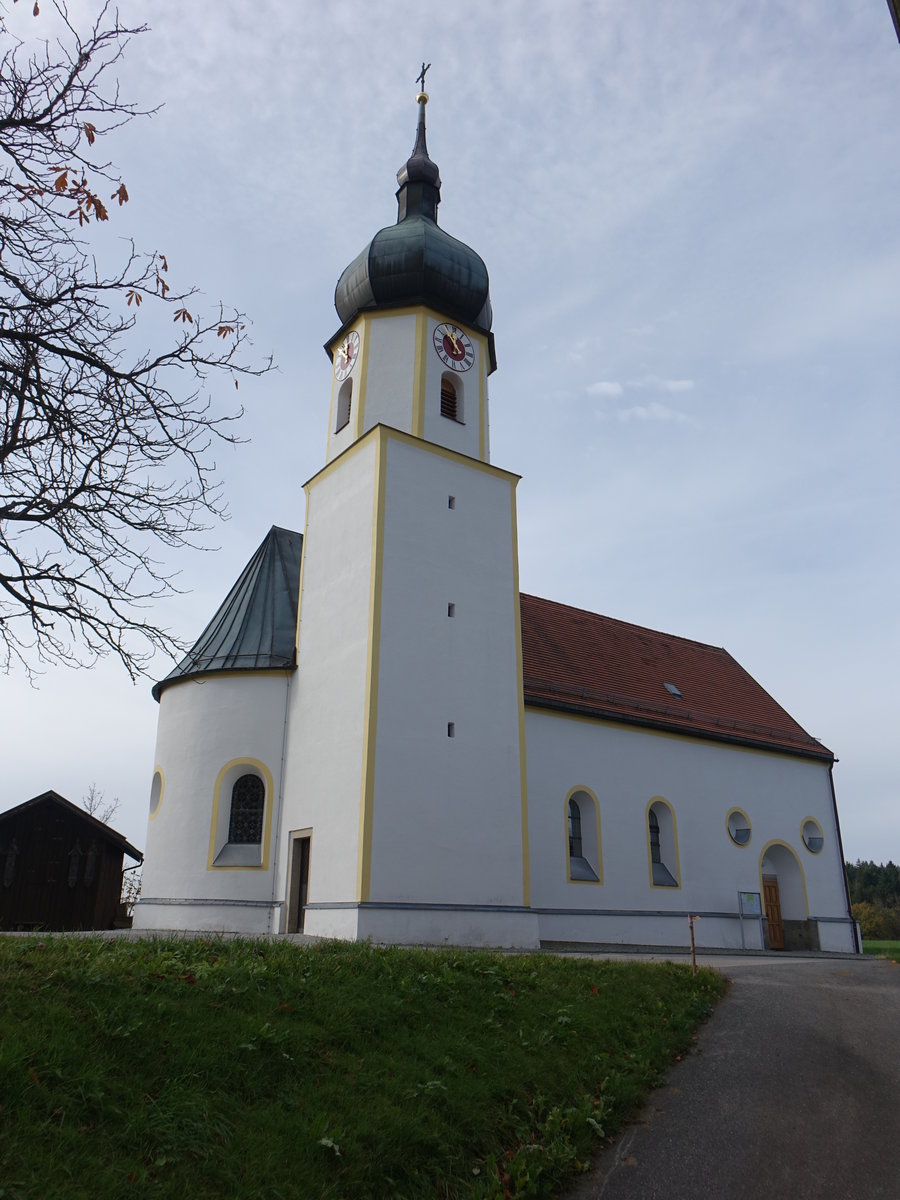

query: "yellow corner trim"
left=357, top=433, right=388, bottom=902
left=510, top=481, right=530, bottom=906
left=207, top=757, right=275, bottom=871
left=413, top=311, right=427, bottom=439
left=354, top=321, right=370, bottom=439
left=479, top=355, right=487, bottom=462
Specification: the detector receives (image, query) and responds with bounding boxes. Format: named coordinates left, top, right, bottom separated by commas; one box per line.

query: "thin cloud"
left=587, top=380, right=624, bottom=397
left=616, top=401, right=694, bottom=425
left=626, top=375, right=696, bottom=393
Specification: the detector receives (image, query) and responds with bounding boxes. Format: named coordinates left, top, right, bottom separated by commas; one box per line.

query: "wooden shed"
left=0, top=791, right=142, bottom=931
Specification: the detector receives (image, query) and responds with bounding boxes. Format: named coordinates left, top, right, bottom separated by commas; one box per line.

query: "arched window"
left=335, top=378, right=352, bottom=432
left=228, top=774, right=265, bottom=845
left=647, top=799, right=679, bottom=887
left=441, top=376, right=457, bottom=420
left=440, top=373, right=464, bottom=423
left=565, top=788, right=601, bottom=883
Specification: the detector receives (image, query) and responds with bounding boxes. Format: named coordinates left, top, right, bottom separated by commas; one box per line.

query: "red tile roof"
left=520, top=594, right=832, bottom=761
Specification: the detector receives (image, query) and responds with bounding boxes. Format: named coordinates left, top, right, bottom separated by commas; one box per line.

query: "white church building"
left=134, top=90, right=858, bottom=955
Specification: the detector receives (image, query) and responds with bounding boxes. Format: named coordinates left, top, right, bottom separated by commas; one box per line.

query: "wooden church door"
left=763, top=875, right=784, bottom=950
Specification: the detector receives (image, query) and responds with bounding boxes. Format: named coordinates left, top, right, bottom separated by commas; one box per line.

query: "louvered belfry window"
left=440, top=378, right=458, bottom=420
left=229, top=774, right=265, bottom=844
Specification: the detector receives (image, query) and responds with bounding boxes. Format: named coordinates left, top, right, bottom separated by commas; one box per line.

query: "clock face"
left=334, top=330, right=360, bottom=381
left=433, top=323, right=475, bottom=372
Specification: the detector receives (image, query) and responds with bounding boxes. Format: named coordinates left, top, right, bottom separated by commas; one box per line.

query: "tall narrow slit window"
left=229, top=774, right=265, bottom=845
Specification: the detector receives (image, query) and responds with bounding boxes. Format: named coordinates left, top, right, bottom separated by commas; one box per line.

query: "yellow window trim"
left=356, top=433, right=387, bottom=902
left=412, top=311, right=427, bottom=439
left=148, top=766, right=165, bottom=822
left=563, top=785, right=603, bottom=885
left=725, top=805, right=752, bottom=847
left=510, top=482, right=530, bottom=906
left=207, top=757, right=275, bottom=871
left=799, top=815, right=825, bottom=854
left=645, top=795, right=681, bottom=890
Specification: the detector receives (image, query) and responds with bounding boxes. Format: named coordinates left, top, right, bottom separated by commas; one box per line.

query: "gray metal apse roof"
left=152, top=526, right=302, bottom=701
left=333, top=90, right=492, bottom=336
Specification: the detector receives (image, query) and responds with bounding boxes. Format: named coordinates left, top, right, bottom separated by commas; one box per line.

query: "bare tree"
left=81, top=780, right=118, bottom=824
left=0, top=2, right=273, bottom=679
left=121, top=862, right=141, bottom=918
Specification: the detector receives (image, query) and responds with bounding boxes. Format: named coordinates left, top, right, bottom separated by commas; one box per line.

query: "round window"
left=727, top=808, right=751, bottom=846
left=802, top=818, right=824, bottom=853
left=149, top=770, right=163, bottom=817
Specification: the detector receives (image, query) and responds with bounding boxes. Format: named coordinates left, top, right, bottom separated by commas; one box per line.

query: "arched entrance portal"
left=759, top=841, right=815, bottom=951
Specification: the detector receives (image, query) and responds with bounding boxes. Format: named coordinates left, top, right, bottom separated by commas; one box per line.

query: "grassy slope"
left=0, top=938, right=725, bottom=1200
left=863, top=940, right=900, bottom=959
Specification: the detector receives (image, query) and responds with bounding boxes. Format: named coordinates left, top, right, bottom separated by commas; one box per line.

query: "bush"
left=852, top=900, right=900, bottom=940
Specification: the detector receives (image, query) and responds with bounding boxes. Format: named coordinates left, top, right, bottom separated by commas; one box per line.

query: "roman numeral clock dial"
left=334, top=330, right=359, bottom=381
left=433, top=323, right=475, bottom=372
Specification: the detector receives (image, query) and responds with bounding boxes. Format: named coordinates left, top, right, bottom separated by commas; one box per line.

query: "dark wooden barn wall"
left=0, top=804, right=125, bottom=931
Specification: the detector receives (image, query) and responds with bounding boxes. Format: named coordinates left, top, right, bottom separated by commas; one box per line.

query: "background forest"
left=846, top=861, right=900, bottom=939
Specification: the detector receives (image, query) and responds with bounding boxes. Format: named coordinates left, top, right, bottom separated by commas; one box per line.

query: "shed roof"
left=153, top=526, right=302, bottom=701
left=0, top=791, right=143, bottom=861
left=520, top=594, right=832, bottom=761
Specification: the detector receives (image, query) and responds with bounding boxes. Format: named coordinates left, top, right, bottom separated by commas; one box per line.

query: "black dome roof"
left=334, top=93, right=492, bottom=334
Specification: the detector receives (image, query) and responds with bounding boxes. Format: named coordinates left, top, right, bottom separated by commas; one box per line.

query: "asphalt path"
left=566, top=954, right=900, bottom=1200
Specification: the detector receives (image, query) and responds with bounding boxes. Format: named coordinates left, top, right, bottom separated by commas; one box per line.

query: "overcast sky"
left=3, top=1, right=899, bottom=866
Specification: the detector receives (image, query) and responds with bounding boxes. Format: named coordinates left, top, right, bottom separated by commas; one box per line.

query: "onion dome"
left=152, top=526, right=302, bottom=701
left=334, top=90, right=492, bottom=334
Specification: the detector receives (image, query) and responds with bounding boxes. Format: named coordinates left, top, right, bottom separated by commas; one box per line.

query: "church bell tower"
left=276, top=80, right=538, bottom=947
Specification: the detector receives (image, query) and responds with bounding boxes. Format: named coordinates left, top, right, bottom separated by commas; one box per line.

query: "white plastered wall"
left=525, top=709, right=855, bottom=951
left=134, top=672, right=290, bottom=933
left=273, top=436, right=378, bottom=933
left=365, top=434, right=529, bottom=918
left=358, top=313, right=416, bottom=437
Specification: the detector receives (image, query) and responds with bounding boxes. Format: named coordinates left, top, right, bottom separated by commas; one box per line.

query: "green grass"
left=863, top=939, right=900, bottom=959
left=0, top=937, right=725, bottom=1200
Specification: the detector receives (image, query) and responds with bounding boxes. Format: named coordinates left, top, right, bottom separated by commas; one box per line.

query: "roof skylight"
left=664, top=681, right=683, bottom=699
